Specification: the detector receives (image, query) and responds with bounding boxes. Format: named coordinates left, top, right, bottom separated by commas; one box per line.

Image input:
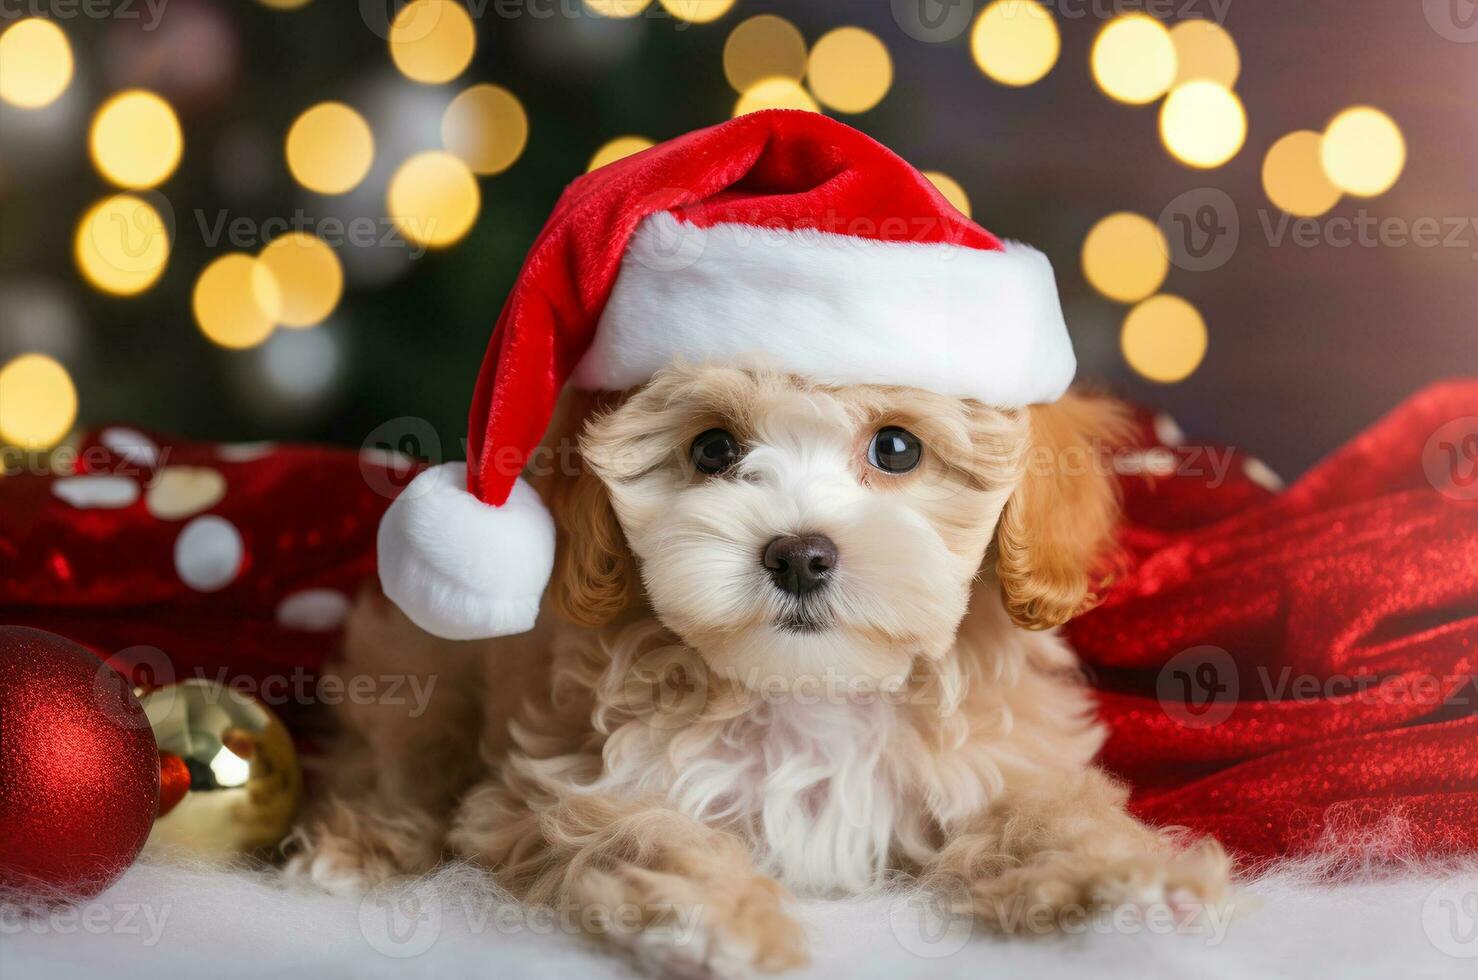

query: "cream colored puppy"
left=288, top=363, right=1228, bottom=976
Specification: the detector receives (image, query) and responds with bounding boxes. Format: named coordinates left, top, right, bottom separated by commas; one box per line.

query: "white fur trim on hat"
left=377, top=462, right=555, bottom=641
left=574, top=213, right=1075, bottom=406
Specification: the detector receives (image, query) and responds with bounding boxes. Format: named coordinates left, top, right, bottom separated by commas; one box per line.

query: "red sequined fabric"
left=1070, top=381, right=1478, bottom=860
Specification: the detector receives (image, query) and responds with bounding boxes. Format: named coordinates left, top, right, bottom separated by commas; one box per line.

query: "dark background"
left=2, top=0, right=1475, bottom=481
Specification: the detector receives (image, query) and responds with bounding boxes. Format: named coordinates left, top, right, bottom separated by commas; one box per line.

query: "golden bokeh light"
left=1082, top=212, right=1169, bottom=304
left=583, top=0, right=651, bottom=16
left=258, top=233, right=343, bottom=329
left=1091, top=14, right=1177, bottom=105
left=587, top=136, right=654, bottom=172
left=0, top=18, right=74, bottom=109
left=970, top=0, right=1059, bottom=88
left=89, top=90, right=184, bottom=189
left=194, top=255, right=281, bottom=350
left=390, top=0, right=477, bottom=85
left=1121, top=295, right=1207, bottom=383
left=658, top=0, right=735, bottom=24
left=1263, top=131, right=1342, bottom=218
left=807, top=27, right=893, bottom=115
left=388, top=151, right=481, bottom=250
left=923, top=171, right=971, bottom=218
left=1159, top=81, right=1246, bottom=169
left=0, top=354, right=77, bottom=450
left=723, top=15, right=807, bottom=94
left=257, top=0, right=313, bottom=8
left=1321, top=106, right=1406, bottom=198
left=442, top=84, right=528, bottom=176
left=286, top=102, right=374, bottom=195
left=1169, top=19, right=1239, bottom=88
left=733, top=77, right=819, bottom=117
left=74, top=194, right=171, bottom=297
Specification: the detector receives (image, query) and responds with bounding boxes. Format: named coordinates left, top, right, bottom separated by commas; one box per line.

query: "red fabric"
left=4, top=382, right=1478, bottom=862
left=1070, top=380, right=1478, bottom=861
left=0, top=431, right=414, bottom=731
left=467, top=109, right=995, bottom=508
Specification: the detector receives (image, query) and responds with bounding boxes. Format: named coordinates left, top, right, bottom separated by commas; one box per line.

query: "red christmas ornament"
left=0, top=626, right=160, bottom=898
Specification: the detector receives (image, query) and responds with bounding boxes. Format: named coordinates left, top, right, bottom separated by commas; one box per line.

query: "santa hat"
left=378, top=109, right=1076, bottom=640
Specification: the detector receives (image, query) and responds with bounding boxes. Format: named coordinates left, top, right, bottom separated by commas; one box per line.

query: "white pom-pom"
left=376, top=462, right=554, bottom=641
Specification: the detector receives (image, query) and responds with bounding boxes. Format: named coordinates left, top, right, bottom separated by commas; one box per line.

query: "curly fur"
left=287, top=364, right=1229, bottom=976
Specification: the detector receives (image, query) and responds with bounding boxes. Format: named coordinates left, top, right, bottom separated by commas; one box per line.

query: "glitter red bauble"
left=0, top=626, right=160, bottom=898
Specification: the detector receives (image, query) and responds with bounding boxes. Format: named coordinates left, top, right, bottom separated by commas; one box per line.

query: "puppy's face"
left=555, top=364, right=1121, bottom=690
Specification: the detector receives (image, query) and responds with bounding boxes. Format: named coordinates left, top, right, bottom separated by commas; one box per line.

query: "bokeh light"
left=257, top=0, right=312, bottom=8
left=583, top=0, right=652, bottom=16
left=733, top=78, right=819, bottom=117
left=441, top=84, right=529, bottom=176
left=658, top=0, right=736, bottom=24
left=286, top=102, right=374, bottom=195
left=194, top=255, right=281, bottom=350
left=1082, top=212, right=1169, bottom=304
left=0, top=354, right=77, bottom=450
left=89, top=91, right=184, bottom=189
left=923, top=171, right=971, bottom=218
left=258, top=324, right=341, bottom=404
left=258, top=233, right=343, bottom=328
left=1121, top=295, right=1207, bottom=383
left=1159, top=81, right=1246, bottom=168
left=970, top=0, right=1059, bottom=88
left=1321, top=107, right=1406, bottom=198
left=723, top=15, right=807, bottom=94
left=1263, top=131, right=1342, bottom=217
left=807, top=27, right=893, bottom=115
left=588, top=135, right=654, bottom=171
left=1092, top=15, right=1177, bottom=106
left=388, top=151, right=481, bottom=250
left=0, top=18, right=74, bottom=109
left=390, top=0, right=476, bottom=85
left=1169, top=19, right=1240, bottom=88
left=74, top=195, right=171, bottom=297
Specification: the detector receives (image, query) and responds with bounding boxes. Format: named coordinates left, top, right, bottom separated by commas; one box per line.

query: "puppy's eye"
left=867, top=427, right=922, bottom=474
left=690, top=428, right=741, bottom=475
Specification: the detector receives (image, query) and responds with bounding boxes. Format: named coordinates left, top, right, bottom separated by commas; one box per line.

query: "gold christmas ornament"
left=137, top=679, right=302, bottom=860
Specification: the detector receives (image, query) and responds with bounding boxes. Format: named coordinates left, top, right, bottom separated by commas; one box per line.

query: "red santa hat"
left=378, top=109, right=1076, bottom=640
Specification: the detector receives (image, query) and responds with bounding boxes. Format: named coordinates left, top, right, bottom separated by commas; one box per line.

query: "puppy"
left=287, top=362, right=1229, bottom=974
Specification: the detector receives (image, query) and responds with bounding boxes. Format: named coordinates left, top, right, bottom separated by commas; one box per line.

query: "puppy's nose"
left=762, top=535, right=838, bottom=596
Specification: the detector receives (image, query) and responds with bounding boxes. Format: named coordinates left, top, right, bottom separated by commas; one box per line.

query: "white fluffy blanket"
left=6, top=857, right=1478, bottom=978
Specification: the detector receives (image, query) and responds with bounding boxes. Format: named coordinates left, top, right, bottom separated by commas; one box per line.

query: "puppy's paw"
left=604, top=875, right=809, bottom=978
left=282, top=837, right=382, bottom=897
left=967, top=839, right=1232, bottom=935
left=282, top=802, right=444, bottom=897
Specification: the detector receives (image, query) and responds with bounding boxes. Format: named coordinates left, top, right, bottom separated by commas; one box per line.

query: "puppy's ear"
left=544, top=401, right=639, bottom=628
left=547, top=454, right=638, bottom=628
left=994, top=392, right=1129, bottom=631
